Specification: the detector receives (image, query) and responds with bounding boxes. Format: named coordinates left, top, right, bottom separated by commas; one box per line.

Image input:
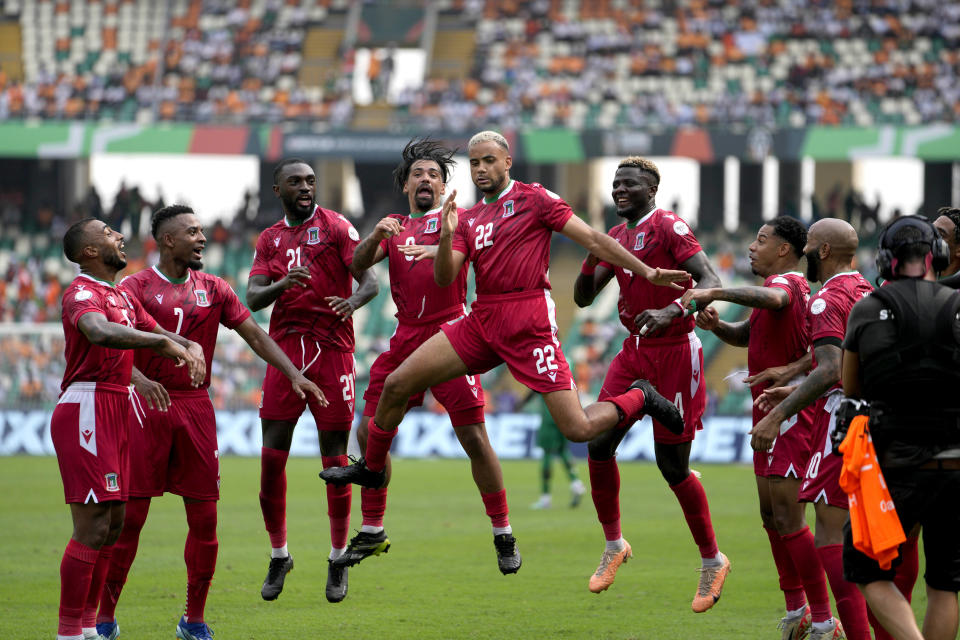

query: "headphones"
left=876, top=215, right=950, bottom=281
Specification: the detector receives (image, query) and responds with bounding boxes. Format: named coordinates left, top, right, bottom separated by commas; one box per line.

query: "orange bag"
left=838, top=415, right=906, bottom=570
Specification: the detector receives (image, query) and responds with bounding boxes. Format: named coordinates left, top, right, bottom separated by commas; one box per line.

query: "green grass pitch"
left=1, top=456, right=928, bottom=639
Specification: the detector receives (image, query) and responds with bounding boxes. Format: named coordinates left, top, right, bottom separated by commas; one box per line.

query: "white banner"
left=0, top=410, right=755, bottom=463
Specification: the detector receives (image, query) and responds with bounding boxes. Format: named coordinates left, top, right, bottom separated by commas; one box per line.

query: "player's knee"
left=656, top=459, right=688, bottom=486
left=382, top=371, right=414, bottom=405
left=587, top=437, right=614, bottom=460
left=455, top=425, right=489, bottom=458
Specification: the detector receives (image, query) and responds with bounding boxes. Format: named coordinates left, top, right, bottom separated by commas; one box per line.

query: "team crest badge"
left=425, top=217, right=439, bottom=233
left=502, top=200, right=515, bottom=218
left=633, top=232, right=645, bottom=250
left=194, top=289, right=210, bottom=307
left=307, top=227, right=321, bottom=244
left=105, top=473, right=119, bottom=492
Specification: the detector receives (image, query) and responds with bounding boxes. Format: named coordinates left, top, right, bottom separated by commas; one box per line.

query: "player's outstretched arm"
left=749, top=342, right=841, bottom=451
left=682, top=284, right=790, bottom=313
left=131, top=366, right=171, bottom=412
left=353, top=217, right=402, bottom=270
left=233, top=317, right=328, bottom=406
left=695, top=306, right=750, bottom=347
left=559, top=215, right=689, bottom=288
left=573, top=253, right=615, bottom=307
left=435, top=189, right=467, bottom=287
left=77, top=312, right=204, bottom=384
left=246, top=270, right=311, bottom=311
left=635, top=251, right=721, bottom=336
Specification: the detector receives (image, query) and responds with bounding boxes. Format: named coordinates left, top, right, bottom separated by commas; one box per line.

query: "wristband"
left=581, top=260, right=596, bottom=276
left=673, top=298, right=694, bottom=318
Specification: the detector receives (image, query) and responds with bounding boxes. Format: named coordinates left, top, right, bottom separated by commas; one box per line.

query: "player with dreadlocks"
left=341, top=137, right=517, bottom=574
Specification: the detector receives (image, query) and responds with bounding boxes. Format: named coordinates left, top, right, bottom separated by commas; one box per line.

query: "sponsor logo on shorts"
left=194, top=289, right=210, bottom=307
left=81, top=429, right=93, bottom=444
left=502, top=200, right=515, bottom=218
left=633, top=232, right=645, bottom=250
left=547, top=371, right=557, bottom=382
left=105, top=473, right=119, bottom=492
left=307, top=227, right=321, bottom=244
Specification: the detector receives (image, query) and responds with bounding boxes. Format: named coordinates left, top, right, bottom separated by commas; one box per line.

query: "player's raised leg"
left=319, top=330, right=471, bottom=487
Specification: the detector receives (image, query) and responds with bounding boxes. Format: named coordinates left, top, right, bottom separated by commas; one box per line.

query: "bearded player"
left=247, top=159, right=378, bottom=604
left=342, top=138, right=518, bottom=572
left=321, top=132, right=688, bottom=577
left=91, top=205, right=324, bottom=640
left=684, top=217, right=838, bottom=637
left=752, top=218, right=873, bottom=640
left=54, top=218, right=204, bottom=640
left=573, top=157, right=731, bottom=612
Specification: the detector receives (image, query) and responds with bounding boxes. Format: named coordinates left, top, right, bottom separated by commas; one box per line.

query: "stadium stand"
left=2, top=0, right=959, bottom=127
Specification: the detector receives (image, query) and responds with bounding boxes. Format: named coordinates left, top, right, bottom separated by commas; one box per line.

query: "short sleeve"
left=249, top=231, right=275, bottom=278
left=535, top=187, right=575, bottom=232
left=765, top=275, right=795, bottom=304
left=337, top=216, right=361, bottom=267
left=809, top=292, right=849, bottom=342
left=662, top=215, right=702, bottom=264
left=65, top=288, right=107, bottom=328
left=217, top=278, right=252, bottom=329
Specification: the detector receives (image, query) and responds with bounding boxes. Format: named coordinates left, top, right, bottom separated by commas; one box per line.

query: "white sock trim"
left=701, top=552, right=724, bottom=567
left=360, top=524, right=384, bottom=534
left=786, top=605, right=807, bottom=619
left=329, top=546, right=346, bottom=560
left=605, top=537, right=625, bottom=552
left=271, top=544, right=289, bottom=558
left=492, top=525, right=512, bottom=536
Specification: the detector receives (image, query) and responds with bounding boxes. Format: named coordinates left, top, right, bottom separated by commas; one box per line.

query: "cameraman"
left=840, top=215, right=960, bottom=640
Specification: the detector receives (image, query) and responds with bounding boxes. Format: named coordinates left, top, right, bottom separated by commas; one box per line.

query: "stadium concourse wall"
left=0, top=407, right=754, bottom=464
left=3, top=122, right=960, bottom=161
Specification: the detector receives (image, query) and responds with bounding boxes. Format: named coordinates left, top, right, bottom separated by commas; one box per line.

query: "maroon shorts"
left=52, top=382, right=131, bottom=504
left=363, top=318, right=485, bottom=427
left=754, top=403, right=816, bottom=478
left=799, top=392, right=848, bottom=507
left=259, top=334, right=355, bottom=430
left=441, top=290, right=575, bottom=394
left=128, top=389, right=220, bottom=500
left=597, top=333, right=705, bottom=445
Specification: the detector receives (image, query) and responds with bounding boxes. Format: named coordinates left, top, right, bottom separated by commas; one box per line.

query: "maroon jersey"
left=808, top=271, right=873, bottom=391
left=598, top=208, right=701, bottom=338
left=121, top=266, right=251, bottom=391
left=249, top=205, right=361, bottom=351
left=748, top=272, right=811, bottom=400
left=451, top=180, right=574, bottom=296
left=60, top=274, right=156, bottom=391
left=381, top=206, right=468, bottom=323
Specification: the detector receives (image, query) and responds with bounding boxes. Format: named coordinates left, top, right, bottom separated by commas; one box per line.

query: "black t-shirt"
left=844, top=282, right=960, bottom=466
